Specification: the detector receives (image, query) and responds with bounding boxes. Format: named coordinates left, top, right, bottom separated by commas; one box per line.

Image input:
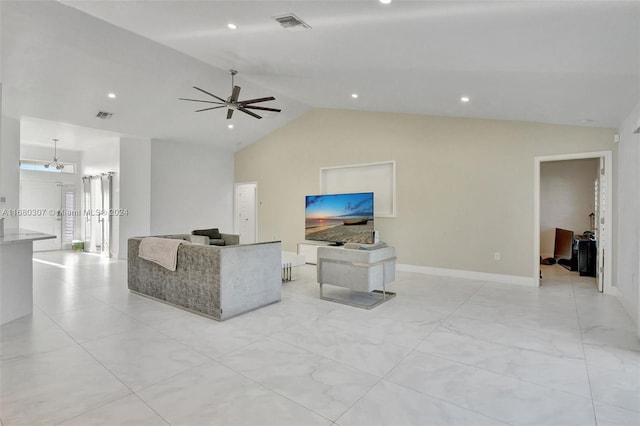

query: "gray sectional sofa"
left=128, top=234, right=281, bottom=320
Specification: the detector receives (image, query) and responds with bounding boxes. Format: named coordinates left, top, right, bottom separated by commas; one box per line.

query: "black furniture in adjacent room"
left=574, top=236, right=597, bottom=277
left=552, top=228, right=597, bottom=277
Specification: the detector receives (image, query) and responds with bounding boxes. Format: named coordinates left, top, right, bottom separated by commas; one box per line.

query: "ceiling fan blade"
left=238, top=107, right=262, bottom=119
left=195, top=106, right=226, bottom=112
left=240, top=96, right=275, bottom=104
left=227, top=109, right=234, bottom=119
left=179, top=98, right=225, bottom=104
left=242, top=105, right=281, bottom=113
left=193, top=86, right=227, bottom=103
left=230, top=85, right=241, bottom=103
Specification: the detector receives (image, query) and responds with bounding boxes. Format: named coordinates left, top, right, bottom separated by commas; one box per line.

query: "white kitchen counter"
left=0, top=229, right=56, bottom=325
left=0, top=229, right=56, bottom=245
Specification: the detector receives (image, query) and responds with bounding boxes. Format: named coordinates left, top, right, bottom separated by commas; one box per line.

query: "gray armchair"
left=316, top=245, right=396, bottom=309
left=189, top=233, right=239, bottom=246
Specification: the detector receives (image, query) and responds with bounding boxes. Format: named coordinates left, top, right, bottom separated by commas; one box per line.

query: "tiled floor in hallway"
left=1, top=252, right=638, bottom=425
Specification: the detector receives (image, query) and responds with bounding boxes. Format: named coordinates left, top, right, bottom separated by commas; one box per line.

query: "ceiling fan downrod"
left=230, top=69, right=237, bottom=93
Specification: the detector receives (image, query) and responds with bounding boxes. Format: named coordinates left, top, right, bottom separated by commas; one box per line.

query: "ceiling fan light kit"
left=179, top=70, right=281, bottom=120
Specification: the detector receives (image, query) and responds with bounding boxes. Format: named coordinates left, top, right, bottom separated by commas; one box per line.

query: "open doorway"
left=19, top=117, right=120, bottom=255
left=534, top=151, right=613, bottom=293
left=19, top=142, right=81, bottom=252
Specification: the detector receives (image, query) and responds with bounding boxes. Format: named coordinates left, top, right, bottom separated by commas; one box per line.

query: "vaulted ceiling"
left=2, top=0, right=638, bottom=151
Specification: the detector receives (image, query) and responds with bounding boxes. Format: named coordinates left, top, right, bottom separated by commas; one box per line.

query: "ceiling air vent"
left=96, top=111, right=114, bottom=120
left=273, top=13, right=311, bottom=31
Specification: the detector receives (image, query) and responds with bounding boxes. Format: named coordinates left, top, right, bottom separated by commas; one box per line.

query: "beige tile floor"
left=1, top=252, right=639, bottom=425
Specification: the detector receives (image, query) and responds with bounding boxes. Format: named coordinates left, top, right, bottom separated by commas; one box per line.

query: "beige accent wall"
left=235, top=109, right=616, bottom=278
left=540, top=159, right=599, bottom=259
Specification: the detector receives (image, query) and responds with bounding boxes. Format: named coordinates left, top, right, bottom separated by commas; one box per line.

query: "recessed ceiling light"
left=460, top=96, right=470, bottom=103
left=227, top=23, right=237, bottom=30
left=380, top=0, right=392, bottom=4
left=107, top=93, right=116, bottom=99
left=228, top=124, right=234, bottom=129
left=351, top=93, right=359, bottom=99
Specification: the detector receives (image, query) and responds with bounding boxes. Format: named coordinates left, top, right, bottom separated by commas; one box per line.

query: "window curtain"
left=82, top=173, right=113, bottom=257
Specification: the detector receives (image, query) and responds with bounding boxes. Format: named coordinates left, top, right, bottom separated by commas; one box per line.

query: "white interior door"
left=20, top=180, right=62, bottom=251
left=234, top=183, right=257, bottom=244
left=596, top=157, right=606, bottom=292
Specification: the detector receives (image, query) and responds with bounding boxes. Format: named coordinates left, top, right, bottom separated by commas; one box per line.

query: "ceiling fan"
left=179, top=70, right=281, bottom=119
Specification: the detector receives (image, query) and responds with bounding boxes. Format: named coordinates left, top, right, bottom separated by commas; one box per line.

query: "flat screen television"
left=305, top=192, right=374, bottom=245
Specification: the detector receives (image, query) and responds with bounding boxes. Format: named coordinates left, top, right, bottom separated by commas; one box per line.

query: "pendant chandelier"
left=44, top=138, right=64, bottom=170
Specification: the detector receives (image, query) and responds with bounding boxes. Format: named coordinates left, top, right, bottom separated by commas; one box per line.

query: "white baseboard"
left=396, top=263, right=536, bottom=287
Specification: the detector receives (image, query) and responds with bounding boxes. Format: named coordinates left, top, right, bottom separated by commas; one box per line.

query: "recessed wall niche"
left=320, top=161, right=396, bottom=217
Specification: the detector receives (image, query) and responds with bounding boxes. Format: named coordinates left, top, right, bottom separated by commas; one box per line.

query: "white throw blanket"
left=138, top=237, right=184, bottom=271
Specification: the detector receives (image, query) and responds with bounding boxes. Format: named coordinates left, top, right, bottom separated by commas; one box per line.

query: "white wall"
left=616, top=101, right=640, bottom=329
left=81, top=141, right=119, bottom=177
left=540, top=159, right=599, bottom=258
left=150, top=139, right=234, bottom=235
left=81, top=140, right=120, bottom=257
left=0, top=115, right=20, bottom=229
left=118, top=137, right=151, bottom=260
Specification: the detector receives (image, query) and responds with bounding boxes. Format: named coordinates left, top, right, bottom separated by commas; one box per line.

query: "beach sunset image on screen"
left=305, top=192, right=374, bottom=244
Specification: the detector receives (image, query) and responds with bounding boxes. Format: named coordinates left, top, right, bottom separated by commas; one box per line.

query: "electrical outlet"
left=494, top=252, right=501, bottom=261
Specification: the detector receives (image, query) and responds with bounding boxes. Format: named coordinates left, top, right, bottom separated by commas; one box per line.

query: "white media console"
left=297, top=241, right=331, bottom=265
